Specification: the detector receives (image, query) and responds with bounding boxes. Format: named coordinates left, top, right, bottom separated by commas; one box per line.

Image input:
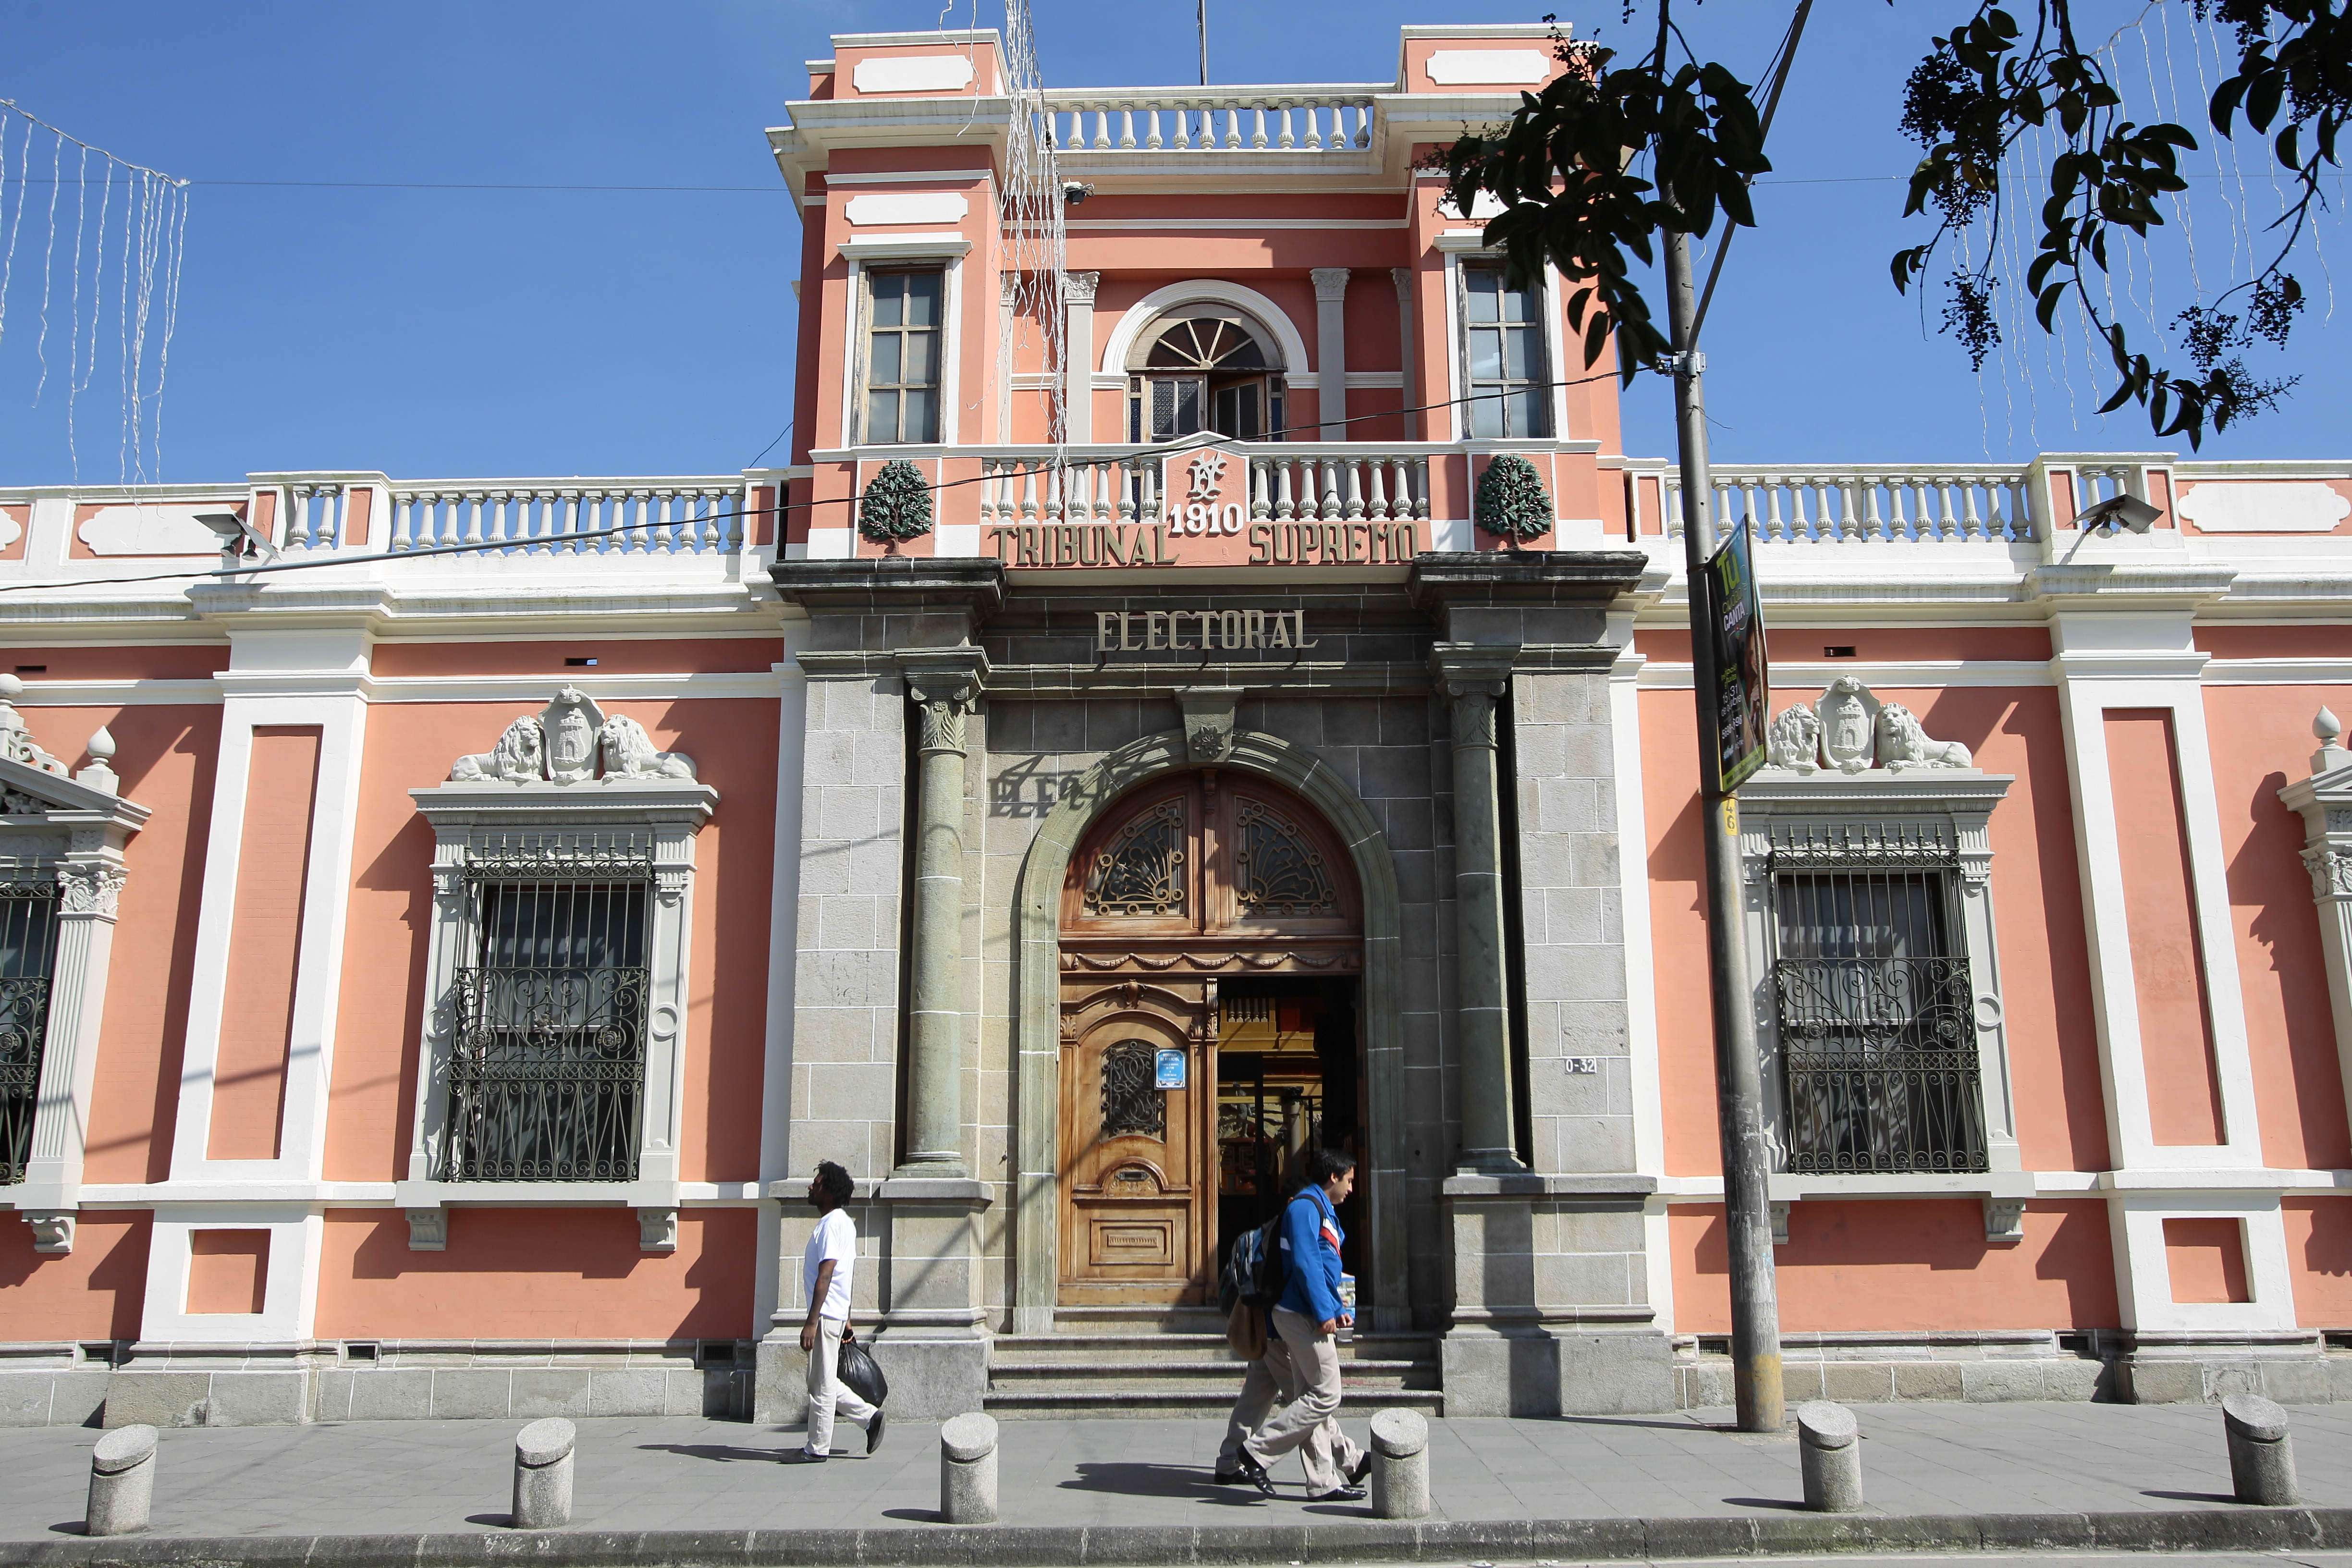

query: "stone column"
left=1311, top=268, right=1350, bottom=439
left=1392, top=267, right=1419, bottom=441
left=1061, top=272, right=1100, bottom=444
left=1438, top=647, right=1521, bottom=1172
left=898, top=651, right=985, bottom=1175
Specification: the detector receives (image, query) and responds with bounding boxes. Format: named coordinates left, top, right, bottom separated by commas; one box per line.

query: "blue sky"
left=0, top=0, right=2341, bottom=488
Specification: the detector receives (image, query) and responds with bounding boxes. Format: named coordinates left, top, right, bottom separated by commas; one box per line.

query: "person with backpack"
left=1226, top=1148, right=1370, bottom=1502
left=797, top=1161, right=884, bottom=1461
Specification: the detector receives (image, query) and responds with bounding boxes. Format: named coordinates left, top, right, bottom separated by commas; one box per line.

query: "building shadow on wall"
left=345, top=1209, right=645, bottom=1281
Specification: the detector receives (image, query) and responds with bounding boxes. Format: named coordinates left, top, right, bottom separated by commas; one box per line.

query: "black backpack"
left=1219, top=1209, right=1289, bottom=1313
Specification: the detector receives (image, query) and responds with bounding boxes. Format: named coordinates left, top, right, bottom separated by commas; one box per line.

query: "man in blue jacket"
left=1230, top=1147, right=1370, bottom=1501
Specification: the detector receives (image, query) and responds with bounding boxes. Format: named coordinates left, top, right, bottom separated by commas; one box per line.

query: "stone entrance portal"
left=1055, top=772, right=1363, bottom=1308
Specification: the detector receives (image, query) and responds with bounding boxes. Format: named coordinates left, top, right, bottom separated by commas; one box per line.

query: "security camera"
left=1061, top=181, right=1094, bottom=205
left=2076, top=492, right=2161, bottom=535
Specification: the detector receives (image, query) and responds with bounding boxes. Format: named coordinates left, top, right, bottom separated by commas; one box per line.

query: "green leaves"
left=1440, top=28, right=1770, bottom=383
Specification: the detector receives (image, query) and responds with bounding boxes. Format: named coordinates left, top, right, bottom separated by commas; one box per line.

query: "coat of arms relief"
left=1763, top=675, right=1973, bottom=774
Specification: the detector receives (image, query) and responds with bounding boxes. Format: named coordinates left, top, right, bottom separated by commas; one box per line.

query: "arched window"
left=1126, top=307, right=1286, bottom=443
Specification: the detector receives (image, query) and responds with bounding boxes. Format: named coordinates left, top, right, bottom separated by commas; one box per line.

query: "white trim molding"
left=395, top=687, right=718, bottom=1249
left=0, top=682, right=150, bottom=1251
left=1739, top=678, right=2029, bottom=1239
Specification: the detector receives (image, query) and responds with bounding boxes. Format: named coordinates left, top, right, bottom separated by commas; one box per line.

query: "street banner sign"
left=1707, top=516, right=1769, bottom=791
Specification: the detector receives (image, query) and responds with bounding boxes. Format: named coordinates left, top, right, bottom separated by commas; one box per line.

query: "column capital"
left=1061, top=270, right=1101, bottom=305
left=1311, top=267, right=1352, bottom=301
left=898, top=649, right=988, bottom=758
left=1431, top=643, right=1517, bottom=700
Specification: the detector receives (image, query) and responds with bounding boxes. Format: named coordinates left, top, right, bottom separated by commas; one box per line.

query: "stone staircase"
left=984, top=1307, right=1443, bottom=1419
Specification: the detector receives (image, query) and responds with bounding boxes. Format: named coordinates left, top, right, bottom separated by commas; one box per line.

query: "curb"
left=0, top=1509, right=2346, bottom=1566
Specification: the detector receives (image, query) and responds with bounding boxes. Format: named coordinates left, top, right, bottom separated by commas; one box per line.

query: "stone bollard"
left=511, top=1418, right=576, bottom=1530
left=2222, top=1393, right=2298, bottom=1506
left=1369, top=1408, right=1430, bottom=1520
left=1796, top=1400, right=1863, bottom=1513
left=85, top=1424, right=158, bottom=1537
left=939, top=1412, right=998, bottom=1524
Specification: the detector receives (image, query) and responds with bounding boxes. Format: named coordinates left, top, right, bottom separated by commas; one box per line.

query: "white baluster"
left=1317, top=459, right=1341, bottom=520
left=1958, top=479, right=1984, bottom=541
left=1274, top=460, right=1296, bottom=520
left=287, top=485, right=314, bottom=550
left=1120, top=110, right=1137, bottom=149
left=1175, top=110, right=1193, bottom=150
left=1663, top=474, right=1682, bottom=536
left=1305, top=106, right=1325, bottom=151
left=1344, top=461, right=1366, bottom=520
left=1410, top=457, right=1430, bottom=520
left=1092, top=107, right=1111, bottom=150
left=1389, top=457, right=1411, bottom=519
left=1364, top=459, right=1388, bottom=519
left=1224, top=107, right=1242, bottom=149
left=1140, top=459, right=1159, bottom=523
left=1147, top=110, right=1164, bottom=150
left=1019, top=464, right=1039, bottom=519
left=1250, top=106, right=1267, bottom=148
left=1763, top=479, right=1787, bottom=543
left=459, top=491, right=484, bottom=547
left=1354, top=103, right=1372, bottom=148
left=1278, top=104, right=1296, bottom=149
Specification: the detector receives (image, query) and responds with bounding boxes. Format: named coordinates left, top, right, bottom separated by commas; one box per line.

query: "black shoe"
left=1347, top=1451, right=1372, bottom=1486
left=866, top=1409, right=887, bottom=1455
left=1213, top=1467, right=1250, bottom=1485
left=796, top=1448, right=829, bottom=1463
left=1308, top=1483, right=1367, bottom=1503
left=1232, top=1448, right=1277, bottom=1498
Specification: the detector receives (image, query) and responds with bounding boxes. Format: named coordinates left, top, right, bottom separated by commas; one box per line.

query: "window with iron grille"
left=438, top=862, right=651, bottom=1182
left=0, top=881, right=60, bottom=1185
left=1458, top=261, right=1553, bottom=439
left=1770, top=866, right=1987, bottom=1175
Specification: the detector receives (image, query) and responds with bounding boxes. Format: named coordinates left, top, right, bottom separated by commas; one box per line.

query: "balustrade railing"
left=1039, top=89, right=1379, bottom=156
left=1663, top=466, right=2037, bottom=544
left=387, top=480, right=746, bottom=556
left=975, top=450, right=1429, bottom=525
left=283, top=482, right=350, bottom=551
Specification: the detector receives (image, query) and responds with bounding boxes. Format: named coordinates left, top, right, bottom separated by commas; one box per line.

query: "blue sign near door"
left=1154, top=1047, right=1186, bottom=1090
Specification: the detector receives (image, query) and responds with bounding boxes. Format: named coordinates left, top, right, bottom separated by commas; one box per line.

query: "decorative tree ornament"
left=1473, top=453, right=1553, bottom=543
left=858, top=458, right=934, bottom=544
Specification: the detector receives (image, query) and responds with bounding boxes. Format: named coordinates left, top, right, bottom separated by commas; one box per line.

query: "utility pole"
left=1198, top=0, right=1208, bottom=86
left=1665, top=230, right=1784, bottom=1434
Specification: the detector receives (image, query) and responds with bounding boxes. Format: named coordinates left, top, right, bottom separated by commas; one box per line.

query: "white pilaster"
left=2279, top=708, right=2352, bottom=1140
left=1061, top=271, right=1100, bottom=445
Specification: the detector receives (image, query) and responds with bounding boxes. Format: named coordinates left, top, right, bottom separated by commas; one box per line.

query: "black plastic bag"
left=838, top=1328, right=888, bottom=1408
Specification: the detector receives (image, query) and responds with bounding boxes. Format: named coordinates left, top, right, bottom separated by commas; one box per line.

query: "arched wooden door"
left=1057, top=771, right=1361, bottom=1307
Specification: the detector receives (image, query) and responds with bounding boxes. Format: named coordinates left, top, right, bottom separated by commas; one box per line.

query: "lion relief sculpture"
left=1876, top=703, right=1972, bottom=771
left=450, top=716, right=546, bottom=784
left=1758, top=680, right=1974, bottom=773
left=599, top=715, right=697, bottom=780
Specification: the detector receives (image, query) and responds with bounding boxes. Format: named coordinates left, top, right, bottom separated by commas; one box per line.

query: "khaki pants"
left=803, top=1317, right=876, bottom=1455
left=1241, top=1308, right=1363, bottom=1493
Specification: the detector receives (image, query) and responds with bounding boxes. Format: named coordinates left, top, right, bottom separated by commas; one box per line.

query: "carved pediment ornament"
left=446, top=688, right=696, bottom=785
left=1763, top=676, right=1974, bottom=774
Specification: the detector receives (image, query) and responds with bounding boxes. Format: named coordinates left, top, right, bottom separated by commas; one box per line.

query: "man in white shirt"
left=799, top=1161, right=883, bottom=1460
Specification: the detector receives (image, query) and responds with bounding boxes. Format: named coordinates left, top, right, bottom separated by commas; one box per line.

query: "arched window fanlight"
left=1127, top=307, right=1286, bottom=444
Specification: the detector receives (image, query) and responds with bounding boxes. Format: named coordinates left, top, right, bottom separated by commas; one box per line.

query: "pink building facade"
left=1, top=24, right=2350, bottom=1424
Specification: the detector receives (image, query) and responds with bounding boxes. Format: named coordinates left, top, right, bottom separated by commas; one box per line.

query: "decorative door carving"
left=1057, top=772, right=1361, bottom=1306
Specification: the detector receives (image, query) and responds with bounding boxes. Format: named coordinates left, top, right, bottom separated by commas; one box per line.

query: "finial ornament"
left=2314, top=707, right=2349, bottom=775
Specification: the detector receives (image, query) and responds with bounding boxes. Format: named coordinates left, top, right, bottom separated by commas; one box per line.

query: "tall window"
left=0, top=881, right=59, bottom=1184
left=1770, top=868, right=1986, bottom=1175
left=440, top=869, right=650, bottom=1182
left=1459, top=261, right=1552, bottom=439
left=863, top=267, right=943, bottom=445
left=1127, top=311, right=1284, bottom=442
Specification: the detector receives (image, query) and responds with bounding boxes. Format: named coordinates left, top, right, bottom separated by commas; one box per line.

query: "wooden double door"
left=1056, top=771, right=1360, bottom=1307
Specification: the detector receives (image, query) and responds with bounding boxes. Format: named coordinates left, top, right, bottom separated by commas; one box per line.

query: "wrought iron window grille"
left=0, top=881, right=61, bottom=1186
left=1100, top=1038, right=1166, bottom=1140
left=438, top=876, right=652, bottom=1183
left=1769, top=867, right=1987, bottom=1176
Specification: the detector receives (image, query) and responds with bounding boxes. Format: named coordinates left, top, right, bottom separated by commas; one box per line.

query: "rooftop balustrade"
left=1038, top=88, right=1383, bottom=158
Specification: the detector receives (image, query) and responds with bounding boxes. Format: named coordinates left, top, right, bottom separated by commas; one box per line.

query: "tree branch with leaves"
left=1441, top=0, right=2344, bottom=447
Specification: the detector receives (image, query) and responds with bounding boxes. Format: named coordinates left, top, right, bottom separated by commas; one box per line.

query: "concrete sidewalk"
left=4, top=1401, right=2352, bottom=1544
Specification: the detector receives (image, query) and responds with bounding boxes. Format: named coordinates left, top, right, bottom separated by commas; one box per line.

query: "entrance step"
left=986, top=1329, right=1443, bottom=1420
